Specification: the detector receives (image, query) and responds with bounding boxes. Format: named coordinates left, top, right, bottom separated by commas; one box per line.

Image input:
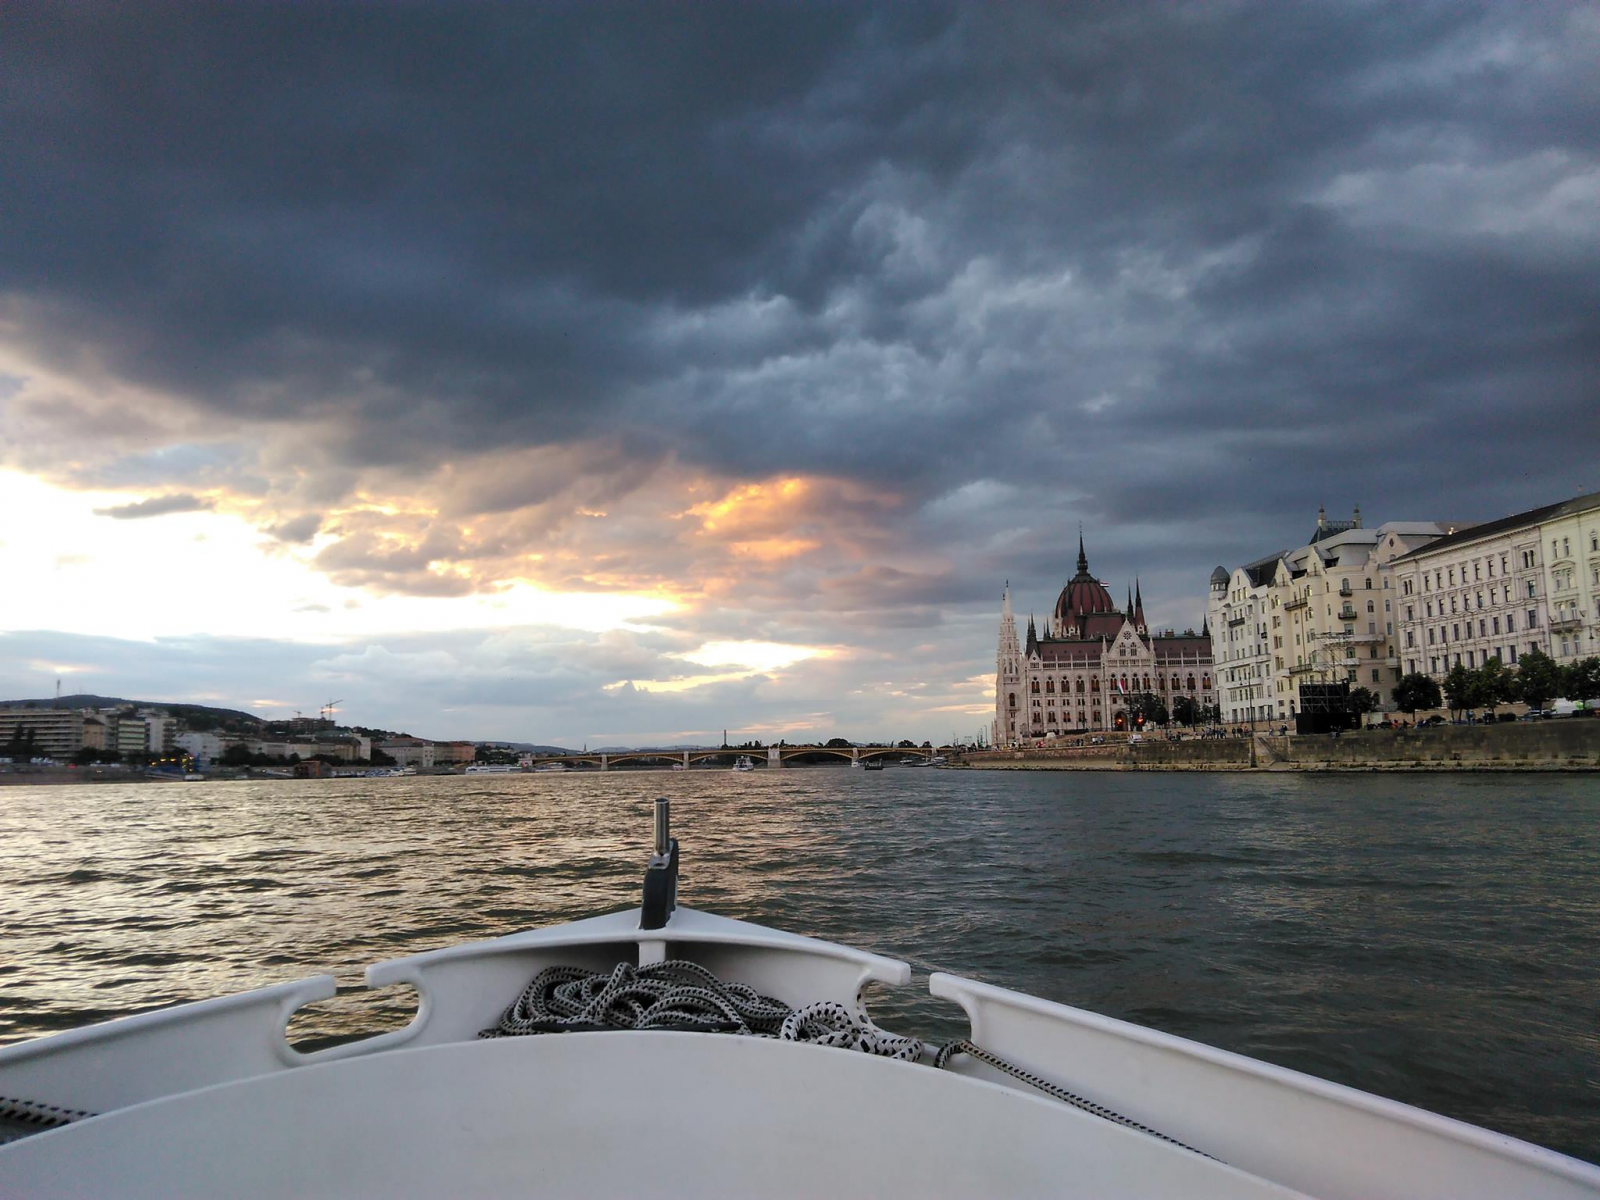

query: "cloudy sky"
left=1, top=3, right=1596, bottom=745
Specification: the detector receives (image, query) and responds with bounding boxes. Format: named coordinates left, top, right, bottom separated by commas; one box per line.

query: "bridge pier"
left=683, top=751, right=690, bottom=768
left=767, top=746, right=782, bottom=768
left=851, top=747, right=859, bottom=763
left=600, top=753, right=608, bottom=771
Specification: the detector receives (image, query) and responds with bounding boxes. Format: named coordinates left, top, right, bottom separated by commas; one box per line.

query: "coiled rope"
left=479, top=959, right=922, bottom=1060
left=4, top=960, right=1205, bottom=1157
left=482, top=959, right=1208, bottom=1158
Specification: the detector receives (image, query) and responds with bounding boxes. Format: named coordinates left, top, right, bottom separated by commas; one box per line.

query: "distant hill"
left=1, top=694, right=266, bottom=730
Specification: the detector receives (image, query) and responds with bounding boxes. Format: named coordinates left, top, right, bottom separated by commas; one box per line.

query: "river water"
left=1, top=769, right=1596, bottom=1161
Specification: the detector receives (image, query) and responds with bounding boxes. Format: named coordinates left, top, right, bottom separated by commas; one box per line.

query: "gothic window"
left=1075, top=678, right=1084, bottom=693
left=1045, top=678, right=1055, bottom=693
left=1187, top=675, right=1197, bottom=691
left=1202, top=675, right=1211, bottom=690
left=1091, top=678, right=1100, bottom=693
left=1008, top=693, right=1016, bottom=708
left=1030, top=680, right=1039, bottom=693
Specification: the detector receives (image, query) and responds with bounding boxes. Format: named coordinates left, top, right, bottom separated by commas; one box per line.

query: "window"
left=1452, top=624, right=1460, bottom=640
left=1492, top=616, right=1500, bottom=634
left=1509, top=647, right=1518, bottom=663
left=1406, top=605, right=1414, bottom=621
left=1466, top=651, right=1475, bottom=668
left=1479, top=619, right=1486, bottom=637
left=1527, top=580, right=1537, bottom=598
left=1045, top=678, right=1054, bottom=693
left=1007, top=693, right=1016, bottom=708
left=1367, top=600, right=1375, bottom=613
left=1384, top=599, right=1391, bottom=612
left=1371, top=669, right=1380, bottom=683
left=1406, top=631, right=1415, bottom=647
left=1488, top=560, right=1495, bottom=578
left=1428, top=628, right=1435, bottom=644
left=1365, top=577, right=1372, bottom=589
left=1426, top=601, right=1434, bottom=618
left=1528, top=609, right=1538, bottom=628
left=1030, top=680, right=1039, bottom=693
left=1474, top=563, right=1480, bottom=580
left=1507, top=613, right=1515, bottom=632
left=1076, top=678, right=1084, bottom=693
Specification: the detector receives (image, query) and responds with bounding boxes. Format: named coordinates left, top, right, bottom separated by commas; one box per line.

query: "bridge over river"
left=525, top=745, right=952, bottom=770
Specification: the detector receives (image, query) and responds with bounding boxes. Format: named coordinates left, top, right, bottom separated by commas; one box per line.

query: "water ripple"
left=0, top=770, right=1596, bottom=1159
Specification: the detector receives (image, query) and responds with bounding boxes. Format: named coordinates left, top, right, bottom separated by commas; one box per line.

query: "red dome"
left=1053, top=534, right=1117, bottom=633
left=1054, top=574, right=1116, bottom=627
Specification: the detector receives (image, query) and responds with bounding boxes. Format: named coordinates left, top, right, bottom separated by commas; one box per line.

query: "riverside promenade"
left=961, top=719, right=1600, bottom=772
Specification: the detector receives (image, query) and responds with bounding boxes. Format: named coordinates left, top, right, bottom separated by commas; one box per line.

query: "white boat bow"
left=2, top=800, right=1596, bottom=1198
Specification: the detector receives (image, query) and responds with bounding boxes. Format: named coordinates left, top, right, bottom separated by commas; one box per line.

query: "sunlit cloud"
left=678, top=640, right=828, bottom=673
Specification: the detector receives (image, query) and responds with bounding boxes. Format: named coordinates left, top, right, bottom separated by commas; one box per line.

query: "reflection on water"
left=1, top=770, right=1597, bottom=1159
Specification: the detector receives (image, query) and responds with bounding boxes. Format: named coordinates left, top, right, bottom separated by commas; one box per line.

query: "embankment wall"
left=1270, top=719, right=1600, bottom=770
left=962, top=719, right=1600, bottom=771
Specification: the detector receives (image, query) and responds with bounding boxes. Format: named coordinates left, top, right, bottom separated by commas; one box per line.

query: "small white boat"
left=533, top=762, right=569, bottom=773
left=671, top=762, right=688, bottom=771
left=464, top=764, right=517, bottom=774
left=1, top=802, right=1596, bottom=1198
left=731, top=755, right=756, bottom=772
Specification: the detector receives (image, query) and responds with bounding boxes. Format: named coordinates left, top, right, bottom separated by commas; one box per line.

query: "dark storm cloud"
left=3, top=1, right=1597, bottom=627
left=92, top=493, right=214, bottom=520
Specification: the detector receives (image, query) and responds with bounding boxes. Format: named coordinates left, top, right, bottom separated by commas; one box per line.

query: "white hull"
left=2, top=837, right=1596, bottom=1196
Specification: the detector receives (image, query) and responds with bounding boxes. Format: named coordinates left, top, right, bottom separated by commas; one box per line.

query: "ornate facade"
left=993, top=537, right=1215, bottom=744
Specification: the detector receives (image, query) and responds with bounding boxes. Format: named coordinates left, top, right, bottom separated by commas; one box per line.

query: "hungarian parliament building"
left=993, top=538, right=1217, bottom=743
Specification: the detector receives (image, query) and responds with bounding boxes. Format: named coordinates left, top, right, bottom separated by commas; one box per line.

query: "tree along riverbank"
left=961, top=718, right=1600, bottom=771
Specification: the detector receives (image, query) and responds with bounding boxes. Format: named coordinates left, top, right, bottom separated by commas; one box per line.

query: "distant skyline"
left=2, top=4, right=1596, bottom=744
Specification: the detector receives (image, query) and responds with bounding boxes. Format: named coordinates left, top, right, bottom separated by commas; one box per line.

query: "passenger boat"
left=532, top=761, right=569, bottom=773
left=1, top=801, right=1596, bottom=1197
left=731, top=754, right=756, bottom=772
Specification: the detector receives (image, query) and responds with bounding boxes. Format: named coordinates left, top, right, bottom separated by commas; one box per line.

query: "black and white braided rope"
left=0, top=1095, right=97, bottom=1145
left=483, top=959, right=1209, bottom=1157
left=933, top=1039, right=1211, bottom=1158
left=480, top=959, right=921, bottom=1060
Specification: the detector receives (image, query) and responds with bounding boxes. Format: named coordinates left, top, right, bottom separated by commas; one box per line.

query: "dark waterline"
left=1, top=770, right=1597, bottom=1162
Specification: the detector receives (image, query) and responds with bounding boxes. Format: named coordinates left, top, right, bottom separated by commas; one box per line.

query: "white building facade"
left=1390, top=490, right=1600, bottom=680
left=1208, top=508, right=1445, bottom=724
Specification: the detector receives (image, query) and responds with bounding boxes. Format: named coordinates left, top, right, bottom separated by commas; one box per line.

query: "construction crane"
left=321, top=698, right=344, bottom=724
